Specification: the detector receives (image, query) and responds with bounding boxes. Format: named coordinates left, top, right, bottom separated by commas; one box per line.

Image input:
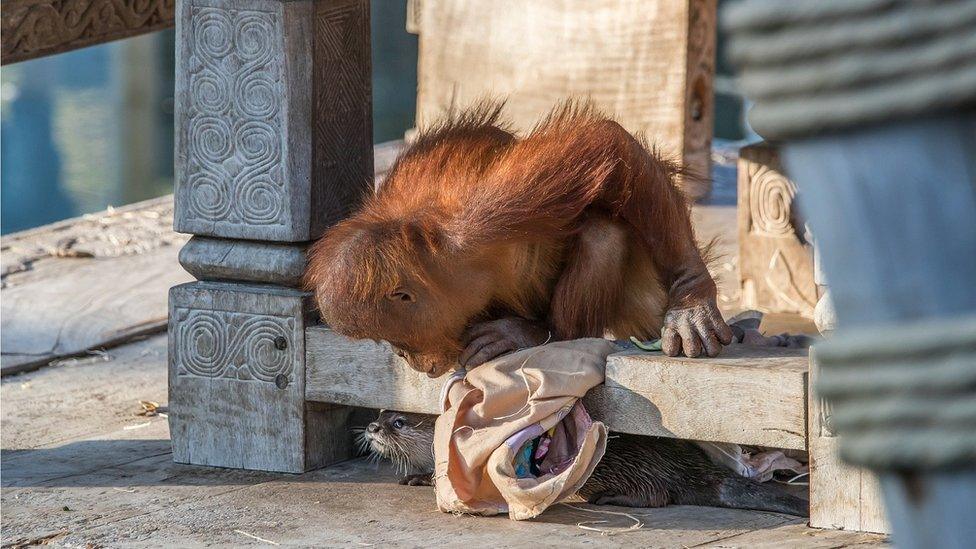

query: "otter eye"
left=387, top=290, right=415, bottom=303
left=393, top=418, right=405, bottom=429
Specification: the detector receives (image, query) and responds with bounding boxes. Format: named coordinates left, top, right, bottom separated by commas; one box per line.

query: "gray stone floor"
left=1, top=334, right=888, bottom=548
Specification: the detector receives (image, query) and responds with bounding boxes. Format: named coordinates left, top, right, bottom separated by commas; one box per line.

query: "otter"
left=360, top=410, right=807, bottom=516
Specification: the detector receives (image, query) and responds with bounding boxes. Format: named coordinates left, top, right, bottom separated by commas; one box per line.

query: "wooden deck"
left=2, top=334, right=887, bottom=548
left=0, top=193, right=888, bottom=547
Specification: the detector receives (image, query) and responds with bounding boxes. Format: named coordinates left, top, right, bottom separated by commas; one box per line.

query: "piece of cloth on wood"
left=433, top=338, right=618, bottom=520
left=695, top=441, right=808, bottom=483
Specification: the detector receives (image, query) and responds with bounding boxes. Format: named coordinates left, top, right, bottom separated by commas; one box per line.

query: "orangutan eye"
left=387, top=290, right=415, bottom=303
left=393, top=418, right=405, bottom=429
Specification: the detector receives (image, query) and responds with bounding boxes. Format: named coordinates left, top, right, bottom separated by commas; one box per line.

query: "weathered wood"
left=738, top=143, right=819, bottom=317
left=1, top=197, right=191, bottom=375
left=173, top=0, right=372, bottom=242
left=1, top=0, right=175, bottom=65
left=169, top=281, right=351, bottom=472
left=306, top=326, right=809, bottom=449
left=414, top=0, right=716, bottom=200
left=592, top=347, right=808, bottom=450
left=808, top=349, right=889, bottom=533
left=178, top=236, right=307, bottom=286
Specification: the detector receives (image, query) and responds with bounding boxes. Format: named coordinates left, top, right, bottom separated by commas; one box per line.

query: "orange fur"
left=305, top=101, right=718, bottom=375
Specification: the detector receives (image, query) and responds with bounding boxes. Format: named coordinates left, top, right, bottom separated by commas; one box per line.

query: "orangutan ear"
left=402, top=219, right=451, bottom=257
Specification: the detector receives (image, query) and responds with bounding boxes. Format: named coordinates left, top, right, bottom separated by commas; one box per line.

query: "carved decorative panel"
left=311, top=0, right=372, bottom=235
left=173, top=307, right=295, bottom=384
left=737, top=143, right=818, bottom=317
left=179, top=5, right=288, bottom=236
left=1, top=0, right=175, bottom=65
left=748, top=163, right=799, bottom=238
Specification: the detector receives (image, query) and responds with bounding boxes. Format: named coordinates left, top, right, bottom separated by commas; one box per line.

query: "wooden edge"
left=305, top=325, right=809, bottom=449
left=1, top=0, right=175, bottom=66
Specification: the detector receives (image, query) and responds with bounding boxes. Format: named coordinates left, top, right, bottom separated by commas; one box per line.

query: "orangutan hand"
left=661, top=299, right=733, bottom=358
left=459, top=317, right=551, bottom=367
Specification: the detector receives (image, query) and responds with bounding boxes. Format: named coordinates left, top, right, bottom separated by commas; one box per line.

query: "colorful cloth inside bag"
left=433, top=338, right=617, bottom=520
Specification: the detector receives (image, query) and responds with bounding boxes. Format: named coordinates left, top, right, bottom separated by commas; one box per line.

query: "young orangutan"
left=304, top=103, right=732, bottom=377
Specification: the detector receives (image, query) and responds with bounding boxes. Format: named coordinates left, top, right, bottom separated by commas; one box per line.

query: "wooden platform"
left=306, top=326, right=809, bottom=449
left=1, top=333, right=888, bottom=548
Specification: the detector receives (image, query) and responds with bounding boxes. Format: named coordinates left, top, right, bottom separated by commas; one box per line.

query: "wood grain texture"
left=1, top=197, right=191, bottom=375
left=178, top=236, right=307, bottom=286
left=738, top=142, right=819, bottom=317
left=174, top=0, right=372, bottom=242
left=310, top=0, right=373, bottom=236
left=306, top=326, right=808, bottom=449
left=1, top=0, right=175, bottom=65
left=168, top=281, right=351, bottom=472
left=415, top=0, right=715, bottom=199
left=590, top=346, right=808, bottom=450
left=808, top=349, right=890, bottom=533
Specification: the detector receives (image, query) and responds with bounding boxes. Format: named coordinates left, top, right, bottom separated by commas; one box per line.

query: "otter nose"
left=366, top=422, right=380, bottom=434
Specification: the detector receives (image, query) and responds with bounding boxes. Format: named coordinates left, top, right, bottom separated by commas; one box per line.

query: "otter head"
left=358, top=410, right=436, bottom=474
left=305, top=210, right=495, bottom=378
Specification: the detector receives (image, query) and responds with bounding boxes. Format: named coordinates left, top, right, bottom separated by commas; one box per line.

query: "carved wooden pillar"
left=737, top=142, right=819, bottom=317
left=169, top=0, right=371, bottom=473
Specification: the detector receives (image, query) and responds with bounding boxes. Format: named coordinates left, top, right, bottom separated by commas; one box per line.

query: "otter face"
left=357, top=410, right=436, bottom=474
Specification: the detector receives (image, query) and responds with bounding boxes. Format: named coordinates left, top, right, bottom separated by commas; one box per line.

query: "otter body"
left=362, top=410, right=807, bottom=517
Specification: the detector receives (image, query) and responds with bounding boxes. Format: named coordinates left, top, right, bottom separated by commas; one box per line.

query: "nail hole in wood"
left=274, top=336, right=288, bottom=350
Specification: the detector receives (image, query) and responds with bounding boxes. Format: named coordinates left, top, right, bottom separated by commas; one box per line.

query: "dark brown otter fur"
left=361, top=410, right=807, bottom=516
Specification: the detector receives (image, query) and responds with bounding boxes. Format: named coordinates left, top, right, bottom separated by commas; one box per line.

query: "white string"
left=559, top=503, right=645, bottom=536
left=491, top=349, right=545, bottom=421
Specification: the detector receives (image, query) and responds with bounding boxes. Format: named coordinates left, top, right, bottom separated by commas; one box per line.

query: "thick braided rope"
left=815, top=314, right=976, bottom=470
left=723, top=0, right=976, bottom=139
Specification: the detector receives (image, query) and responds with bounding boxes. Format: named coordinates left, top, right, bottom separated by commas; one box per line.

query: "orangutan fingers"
left=662, top=327, right=682, bottom=357
left=697, top=325, right=723, bottom=358
left=466, top=340, right=518, bottom=367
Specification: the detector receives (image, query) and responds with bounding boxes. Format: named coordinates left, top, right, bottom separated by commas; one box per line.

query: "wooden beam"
left=305, top=325, right=809, bottom=449
left=1, top=0, right=176, bottom=65
left=414, top=0, right=717, bottom=200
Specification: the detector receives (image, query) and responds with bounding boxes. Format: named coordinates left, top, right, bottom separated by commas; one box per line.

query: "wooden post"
left=808, top=350, right=889, bottom=534
left=737, top=143, right=818, bottom=317
left=413, top=0, right=716, bottom=200
left=169, top=0, right=371, bottom=473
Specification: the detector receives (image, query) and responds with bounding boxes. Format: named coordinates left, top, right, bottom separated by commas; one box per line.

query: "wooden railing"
left=1, top=0, right=175, bottom=65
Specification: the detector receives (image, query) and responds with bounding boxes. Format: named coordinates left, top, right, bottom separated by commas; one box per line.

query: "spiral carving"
left=749, top=164, right=797, bottom=237
left=183, top=6, right=285, bottom=230
left=176, top=309, right=294, bottom=383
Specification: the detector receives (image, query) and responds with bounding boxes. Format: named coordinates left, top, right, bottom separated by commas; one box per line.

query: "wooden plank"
left=1, top=0, right=175, bottom=65
left=173, top=0, right=372, bottom=242
left=415, top=0, right=716, bottom=199
left=3, top=333, right=883, bottom=547
left=738, top=143, right=819, bottom=317
left=0, top=197, right=191, bottom=375
left=169, top=281, right=352, bottom=473
left=305, top=326, right=809, bottom=449
left=808, top=349, right=889, bottom=533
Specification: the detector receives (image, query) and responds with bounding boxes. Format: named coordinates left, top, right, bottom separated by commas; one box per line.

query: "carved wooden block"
left=808, top=350, right=889, bottom=533
left=738, top=142, right=819, bottom=317
left=174, top=0, right=371, bottom=242
left=414, top=0, right=716, bottom=200
left=1, top=0, right=176, bottom=65
left=169, top=282, right=352, bottom=473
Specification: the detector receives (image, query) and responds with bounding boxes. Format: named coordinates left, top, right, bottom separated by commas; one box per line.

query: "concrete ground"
left=2, top=334, right=888, bottom=548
